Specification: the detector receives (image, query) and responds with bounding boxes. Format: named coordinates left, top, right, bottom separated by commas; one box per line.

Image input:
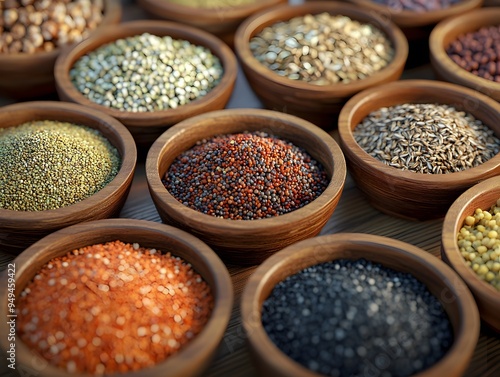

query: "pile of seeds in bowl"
left=0, top=0, right=104, bottom=54
left=70, top=32, right=224, bottom=112
left=167, top=0, right=255, bottom=7
left=371, top=0, right=461, bottom=11
left=262, top=258, right=453, bottom=377
left=0, top=120, right=120, bottom=211
left=353, top=103, right=500, bottom=174
left=163, top=131, right=329, bottom=220
left=458, top=199, right=500, bottom=290
left=16, top=240, right=213, bottom=374
left=249, top=12, right=394, bottom=85
left=446, top=25, right=500, bottom=83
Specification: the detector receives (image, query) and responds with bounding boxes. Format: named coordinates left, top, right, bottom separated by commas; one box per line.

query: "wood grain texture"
left=0, top=0, right=122, bottom=99
left=337, top=79, right=500, bottom=220
left=429, top=7, right=500, bottom=102
left=241, top=233, right=480, bottom=377
left=233, top=1, right=408, bottom=129
left=145, top=108, right=347, bottom=265
left=0, top=101, right=137, bottom=255
left=136, top=0, right=287, bottom=47
left=442, top=176, right=500, bottom=332
left=54, top=20, right=238, bottom=147
left=0, top=218, right=233, bottom=377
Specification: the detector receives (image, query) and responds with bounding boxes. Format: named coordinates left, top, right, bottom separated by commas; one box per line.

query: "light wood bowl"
left=54, top=20, right=238, bottom=150
left=241, top=233, right=480, bottom=377
left=0, top=0, right=122, bottom=99
left=145, top=108, right=347, bottom=265
left=337, top=79, right=500, bottom=221
left=442, top=176, right=500, bottom=332
left=233, top=1, right=408, bottom=130
left=0, top=218, right=233, bottom=377
left=0, top=101, right=136, bottom=255
left=136, top=0, right=287, bottom=47
left=429, top=7, right=500, bottom=102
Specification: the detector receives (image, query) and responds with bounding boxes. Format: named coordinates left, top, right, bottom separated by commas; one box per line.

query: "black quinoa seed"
left=162, top=131, right=329, bottom=220
left=261, top=259, right=454, bottom=377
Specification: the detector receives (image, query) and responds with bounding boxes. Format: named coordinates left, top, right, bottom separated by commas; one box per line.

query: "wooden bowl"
left=136, top=0, right=287, bottom=47
left=145, top=108, right=347, bottom=265
left=337, top=79, right=500, bottom=221
left=0, top=101, right=136, bottom=255
left=241, top=233, right=480, bottom=377
left=0, top=0, right=122, bottom=99
left=54, top=20, right=238, bottom=150
left=429, top=7, right=500, bottom=102
left=233, top=1, right=408, bottom=130
left=0, top=218, right=233, bottom=377
left=442, top=175, right=500, bottom=331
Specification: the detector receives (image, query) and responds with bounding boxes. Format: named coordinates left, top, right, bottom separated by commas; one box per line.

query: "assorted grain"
left=163, top=131, right=329, bottom=220
left=446, top=25, right=500, bottom=83
left=353, top=103, right=500, bottom=174
left=0, top=120, right=120, bottom=211
left=262, top=258, right=453, bottom=377
left=371, top=0, right=461, bottom=11
left=249, top=12, right=394, bottom=85
left=458, top=199, right=500, bottom=290
left=0, top=0, right=104, bottom=54
left=16, top=240, right=213, bottom=375
left=70, top=32, right=224, bottom=112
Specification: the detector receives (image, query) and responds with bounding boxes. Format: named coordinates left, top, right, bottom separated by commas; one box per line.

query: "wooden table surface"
left=1, top=1, right=499, bottom=376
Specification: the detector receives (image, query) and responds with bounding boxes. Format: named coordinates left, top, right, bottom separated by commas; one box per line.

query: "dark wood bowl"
left=145, top=108, right=347, bottom=265
left=0, top=0, right=122, bottom=99
left=0, top=218, right=233, bottom=377
left=54, top=20, right=238, bottom=150
left=0, top=101, right=136, bottom=255
left=429, top=7, right=500, bottom=102
left=442, top=176, right=500, bottom=332
left=136, top=0, right=287, bottom=47
left=337, top=79, right=500, bottom=221
left=233, top=1, right=408, bottom=130
left=241, top=233, right=480, bottom=377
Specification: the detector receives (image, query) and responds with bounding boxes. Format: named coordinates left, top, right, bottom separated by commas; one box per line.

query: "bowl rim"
left=137, top=0, right=287, bottom=21
left=233, top=1, right=409, bottom=96
left=346, top=0, right=484, bottom=28
left=0, top=101, right=137, bottom=227
left=241, top=232, right=480, bottom=377
left=337, top=79, right=500, bottom=184
left=0, top=218, right=234, bottom=377
left=145, top=107, right=347, bottom=234
left=442, top=175, right=500, bottom=300
left=54, top=20, right=238, bottom=127
left=0, top=0, right=122, bottom=64
left=429, top=7, right=500, bottom=97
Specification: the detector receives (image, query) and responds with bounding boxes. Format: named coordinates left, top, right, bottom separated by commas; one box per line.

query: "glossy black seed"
left=261, top=259, right=454, bottom=377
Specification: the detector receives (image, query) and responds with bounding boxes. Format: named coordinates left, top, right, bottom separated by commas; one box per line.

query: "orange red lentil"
left=16, top=240, right=213, bottom=375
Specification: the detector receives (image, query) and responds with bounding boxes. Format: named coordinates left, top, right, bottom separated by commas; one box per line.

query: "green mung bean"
left=0, top=120, right=121, bottom=211
left=70, top=33, right=224, bottom=112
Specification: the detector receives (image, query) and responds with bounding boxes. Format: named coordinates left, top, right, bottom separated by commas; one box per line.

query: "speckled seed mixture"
left=458, top=199, right=500, bottom=290
left=70, top=33, right=224, bottom=112
left=353, top=103, right=500, bottom=174
left=0, top=120, right=120, bottom=211
left=262, top=259, right=453, bottom=377
left=163, top=131, right=329, bottom=220
left=16, top=241, right=213, bottom=375
left=371, top=0, right=461, bottom=11
left=249, top=12, right=394, bottom=85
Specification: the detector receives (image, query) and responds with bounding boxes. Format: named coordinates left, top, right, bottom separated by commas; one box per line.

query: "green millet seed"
left=457, top=198, right=500, bottom=290
left=0, top=120, right=121, bottom=212
left=70, top=33, right=224, bottom=112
